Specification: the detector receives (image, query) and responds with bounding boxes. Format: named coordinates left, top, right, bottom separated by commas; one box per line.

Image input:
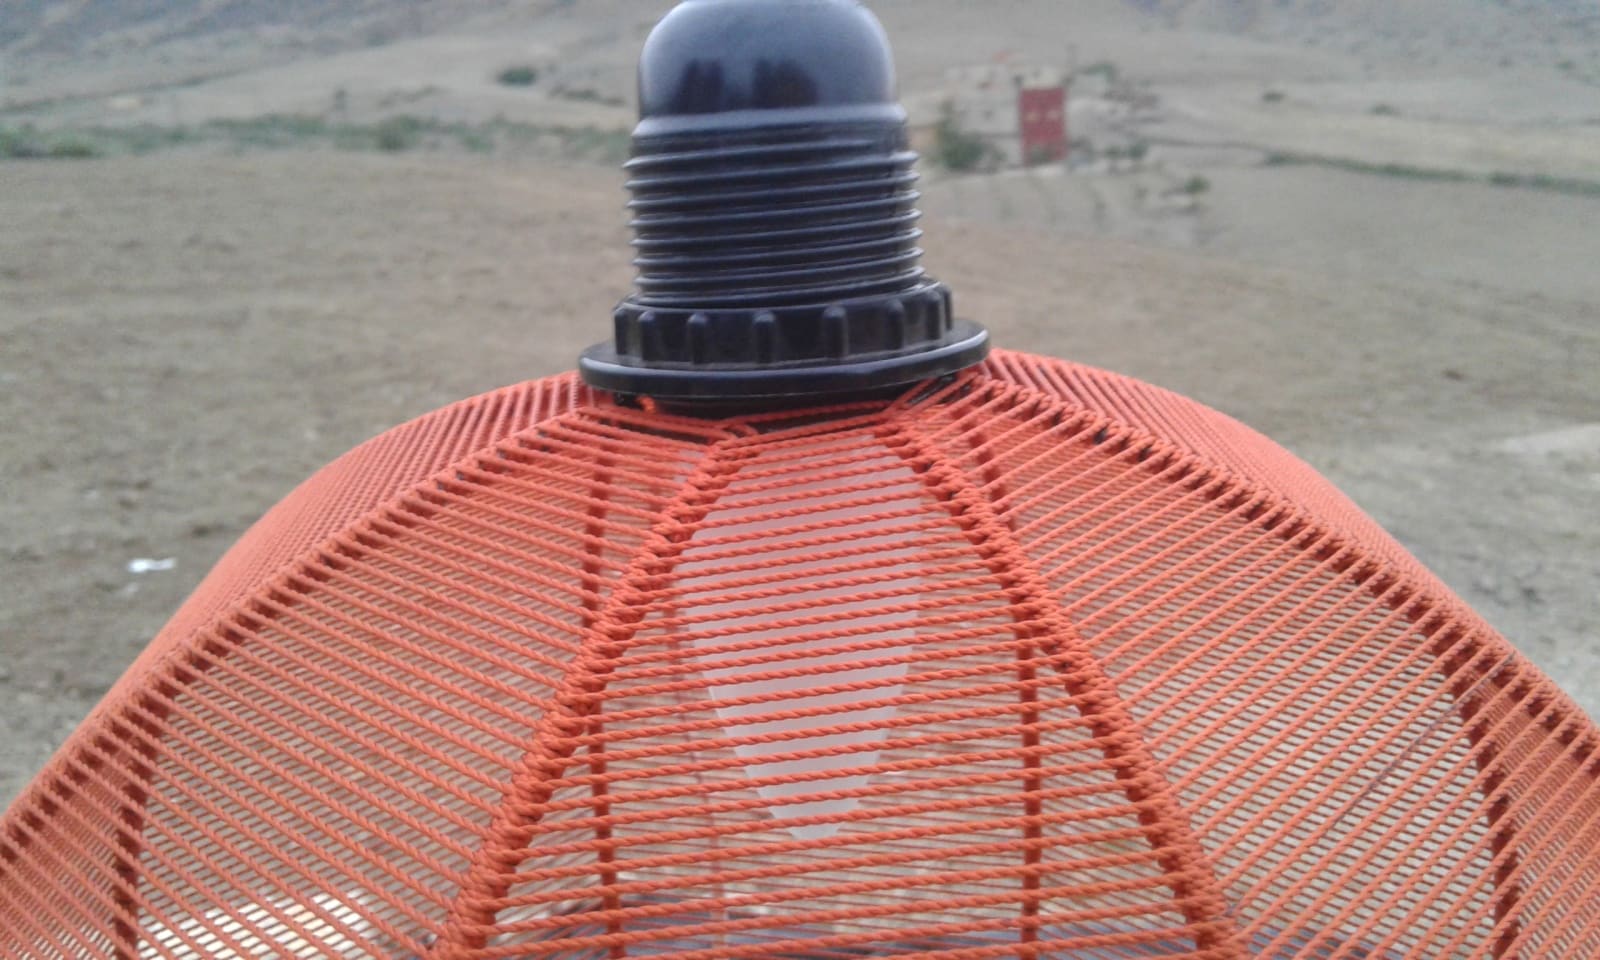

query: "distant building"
left=940, top=63, right=1069, bottom=168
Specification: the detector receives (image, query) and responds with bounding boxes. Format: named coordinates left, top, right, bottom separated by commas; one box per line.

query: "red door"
left=1018, top=86, right=1067, bottom=165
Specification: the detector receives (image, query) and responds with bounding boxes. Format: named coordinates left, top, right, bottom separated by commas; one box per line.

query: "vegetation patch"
left=496, top=65, right=540, bottom=87
left=933, top=102, right=993, bottom=173
left=375, top=115, right=424, bottom=152
left=0, top=114, right=632, bottom=164
left=1102, top=141, right=1149, bottom=164
left=1487, top=171, right=1600, bottom=197
left=1, top=125, right=101, bottom=159
left=1263, top=150, right=1600, bottom=197
left=553, top=87, right=626, bottom=107
left=47, top=138, right=99, bottom=159
left=1080, top=61, right=1119, bottom=83
left=1262, top=152, right=1471, bottom=183
left=209, top=114, right=330, bottom=149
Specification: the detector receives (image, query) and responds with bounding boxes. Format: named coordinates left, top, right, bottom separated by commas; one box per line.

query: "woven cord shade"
left=6, top=0, right=1600, bottom=954
left=3, top=353, right=1598, bottom=958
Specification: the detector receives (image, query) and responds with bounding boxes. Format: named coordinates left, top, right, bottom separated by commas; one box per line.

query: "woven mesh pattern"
left=3, top=351, right=1597, bottom=959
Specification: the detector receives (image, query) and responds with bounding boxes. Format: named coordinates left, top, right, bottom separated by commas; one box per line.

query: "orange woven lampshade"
left=4, top=3, right=1598, bottom=958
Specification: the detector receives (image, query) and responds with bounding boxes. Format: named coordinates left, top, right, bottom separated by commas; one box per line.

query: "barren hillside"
left=5, top=0, right=458, bottom=55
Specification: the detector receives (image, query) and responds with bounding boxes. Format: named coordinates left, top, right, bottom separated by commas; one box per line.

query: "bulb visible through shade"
left=676, top=455, right=922, bottom=841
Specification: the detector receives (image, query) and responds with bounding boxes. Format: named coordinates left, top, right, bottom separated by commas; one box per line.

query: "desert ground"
left=2, top=0, right=1597, bottom=807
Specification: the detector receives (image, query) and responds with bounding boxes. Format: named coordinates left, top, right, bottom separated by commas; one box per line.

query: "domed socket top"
left=637, top=0, right=897, bottom=121
left=580, top=0, right=990, bottom=405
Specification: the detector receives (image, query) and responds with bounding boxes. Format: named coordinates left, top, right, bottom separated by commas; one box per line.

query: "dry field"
left=2, top=0, right=1597, bottom=805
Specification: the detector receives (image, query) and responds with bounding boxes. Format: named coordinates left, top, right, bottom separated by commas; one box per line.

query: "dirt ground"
left=3, top=0, right=1599, bottom=808
left=2, top=149, right=1595, bottom=806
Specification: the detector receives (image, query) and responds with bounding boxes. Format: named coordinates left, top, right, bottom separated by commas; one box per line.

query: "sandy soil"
left=2, top=0, right=1597, bottom=807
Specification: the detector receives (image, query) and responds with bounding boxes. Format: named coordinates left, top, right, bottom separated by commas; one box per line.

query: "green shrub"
left=47, top=137, right=99, bottom=159
left=0, top=125, right=97, bottom=159
left=1262, top=90, right=1286, bottom=103
left=1181, top=175, right=1210, bottom=195
left=375, top=115, right=423, bottom=152
left=1081, top=61, right=1119, bottom=83
left=1370, top=103, right=1400, bottom=116
left=458, top=130, right=494, bottom=153
left=497, top=65, right=539, bottom=87
left=555, top=87, right=626, bottom=107
left=0, top=127, right=45, bottom=159
left=934, top=103, right=990, bottom=172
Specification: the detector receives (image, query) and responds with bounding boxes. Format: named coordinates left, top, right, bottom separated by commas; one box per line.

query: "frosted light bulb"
left=679, top=456, right=920, bottom=840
